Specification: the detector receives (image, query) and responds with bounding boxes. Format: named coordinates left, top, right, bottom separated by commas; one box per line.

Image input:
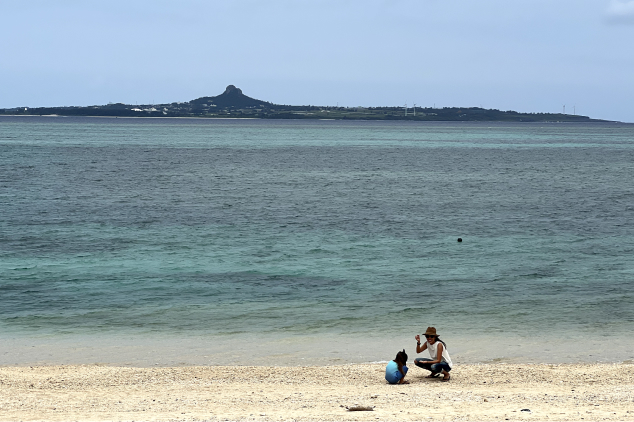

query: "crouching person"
left=385, top=349, right=409, bottom=384
left=414, top=327, right=453, bottom=381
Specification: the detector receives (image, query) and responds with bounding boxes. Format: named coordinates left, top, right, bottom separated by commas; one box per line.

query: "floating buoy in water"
left=457, top=238, right=462, bottom=242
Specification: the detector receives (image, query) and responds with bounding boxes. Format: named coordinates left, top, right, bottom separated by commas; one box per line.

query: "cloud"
left=606, top=0, right=634, bottom=24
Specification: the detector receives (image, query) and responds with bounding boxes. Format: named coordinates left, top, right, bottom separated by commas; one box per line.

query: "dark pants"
left=414, top=357, right=451, bottom=374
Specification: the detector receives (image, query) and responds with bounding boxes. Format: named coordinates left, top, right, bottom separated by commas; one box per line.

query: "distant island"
left=0, top=85, right=608, bottom=122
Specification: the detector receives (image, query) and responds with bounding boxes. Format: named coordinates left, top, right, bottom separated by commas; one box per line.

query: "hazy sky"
left=1, top=0, right=633, bottom=121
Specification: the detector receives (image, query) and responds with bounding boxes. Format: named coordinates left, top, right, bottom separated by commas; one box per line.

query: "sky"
left=1, top=0, right=633, bottom=122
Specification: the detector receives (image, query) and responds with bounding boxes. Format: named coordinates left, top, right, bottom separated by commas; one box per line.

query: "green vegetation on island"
left=1, top=85, right=607, bottom=122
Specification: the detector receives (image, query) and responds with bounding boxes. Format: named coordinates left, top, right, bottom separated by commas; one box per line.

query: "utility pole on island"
left=563, top=105, right=566, bottom=114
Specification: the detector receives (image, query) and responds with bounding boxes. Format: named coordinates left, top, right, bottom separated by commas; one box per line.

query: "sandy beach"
left=1, top=363, right=633, bottom=421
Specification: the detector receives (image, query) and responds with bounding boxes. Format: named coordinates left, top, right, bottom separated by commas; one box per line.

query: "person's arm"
left=415, top=335, right=427, bottom=353
left=397, top=364, right=409, bottom=384
left=426, top=343, right=443, bottom=365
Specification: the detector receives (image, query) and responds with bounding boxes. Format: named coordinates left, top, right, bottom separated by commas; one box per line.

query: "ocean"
left=1, top=116, right=633, bottom=366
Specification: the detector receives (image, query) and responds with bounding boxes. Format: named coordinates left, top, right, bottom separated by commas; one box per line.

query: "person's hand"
left=415, top=334, right=421, bottom=343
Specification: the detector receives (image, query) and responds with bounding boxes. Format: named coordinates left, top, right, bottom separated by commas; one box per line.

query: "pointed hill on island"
left=189, top=85, right=272, bottom=108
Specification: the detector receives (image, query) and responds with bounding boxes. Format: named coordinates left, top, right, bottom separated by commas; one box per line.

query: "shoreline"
left=0, top=114, right=624, bottom=123
left=0, top=114, right=262, bottom=120
left=1, top=363, right=632, bottom=421
left=3, top=332, right=634, bottom=368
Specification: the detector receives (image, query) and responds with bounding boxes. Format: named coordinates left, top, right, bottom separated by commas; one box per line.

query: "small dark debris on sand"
left=347, top=405, right=374, bottom=411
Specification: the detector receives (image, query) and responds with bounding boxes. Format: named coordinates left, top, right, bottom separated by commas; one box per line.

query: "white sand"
left=1, top=363, right=633, bottom=421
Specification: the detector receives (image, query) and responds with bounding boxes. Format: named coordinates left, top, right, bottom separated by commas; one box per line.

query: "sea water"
left=1, top=116, right=633, bottom=366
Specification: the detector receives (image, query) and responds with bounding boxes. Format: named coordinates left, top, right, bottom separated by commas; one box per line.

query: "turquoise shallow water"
left=1, top=117, right=633, bottom=365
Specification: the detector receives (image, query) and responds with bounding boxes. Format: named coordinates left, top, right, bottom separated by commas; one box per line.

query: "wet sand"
left=1, top=363, right=633, bottom=421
